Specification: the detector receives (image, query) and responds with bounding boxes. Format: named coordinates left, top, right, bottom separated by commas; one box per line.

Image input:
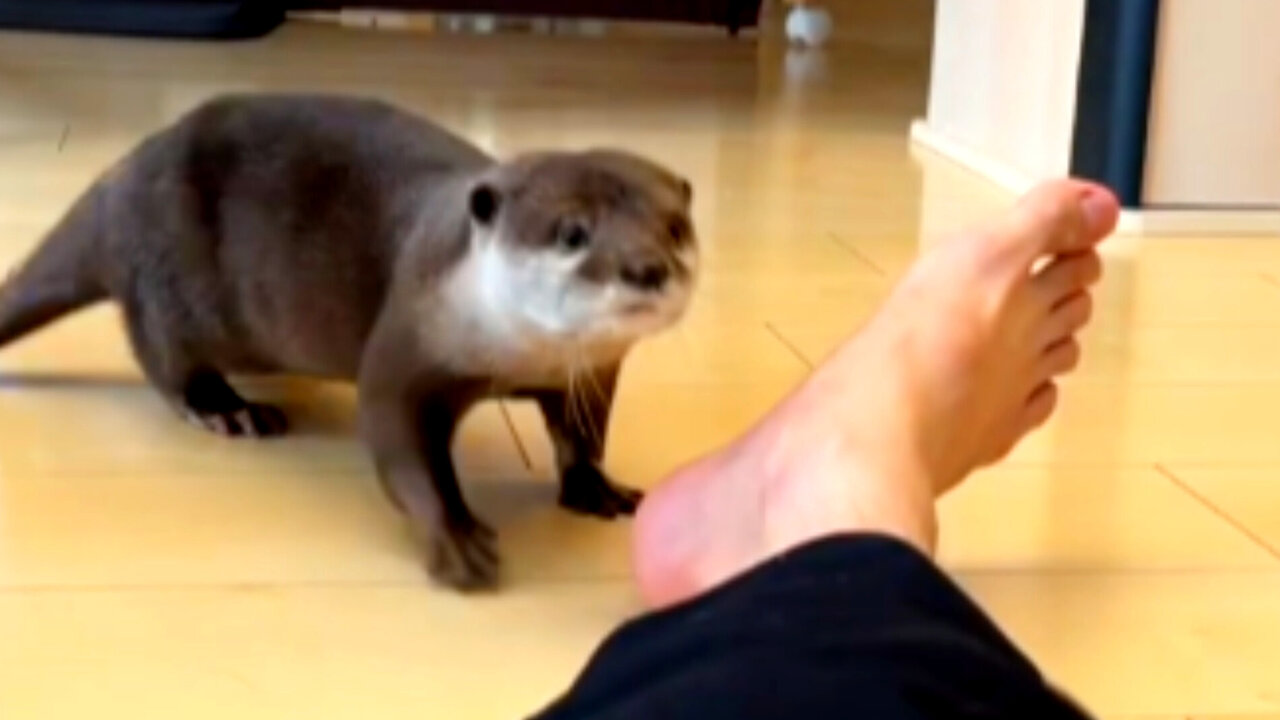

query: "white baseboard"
left=1114, top=207, right=1280, bottom=236
left=909, top=119, right=1280, bottom=237
left=908, top=119, right=1036, bottom=195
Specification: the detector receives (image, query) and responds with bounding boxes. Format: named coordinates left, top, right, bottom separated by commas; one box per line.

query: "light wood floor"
left=2, top=11, right=1279, bottom=720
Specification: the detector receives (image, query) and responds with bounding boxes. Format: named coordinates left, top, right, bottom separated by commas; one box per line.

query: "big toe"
left=988, top=180, right=1120, bottom=268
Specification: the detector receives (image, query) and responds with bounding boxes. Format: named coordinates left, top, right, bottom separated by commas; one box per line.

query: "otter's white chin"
left=456, top=241, right=692, bottom=350
left=604, top=286, right=691, bottom=335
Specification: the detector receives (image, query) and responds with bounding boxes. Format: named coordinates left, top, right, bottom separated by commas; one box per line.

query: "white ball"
left=785, top=6, right=833, bottom=47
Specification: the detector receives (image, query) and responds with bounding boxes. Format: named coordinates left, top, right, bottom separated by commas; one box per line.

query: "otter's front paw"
left=424, top=517, right=501, bottom=592
left=559, top=464, right=644, bottom=519
left=184, top=403, right=289, bottom=438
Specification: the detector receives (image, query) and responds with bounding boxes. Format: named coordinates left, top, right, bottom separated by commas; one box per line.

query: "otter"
left=0, top=93, right=699, bottom=591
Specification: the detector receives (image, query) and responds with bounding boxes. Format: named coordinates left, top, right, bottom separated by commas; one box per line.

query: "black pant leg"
left=532, top=534, right=1095, bottom=720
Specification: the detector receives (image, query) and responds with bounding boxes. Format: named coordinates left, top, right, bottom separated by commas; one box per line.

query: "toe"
left=247, top=404, right=289, bottom=437
left=1034, top=251, right=1103, bottom=303
left=427, top=522, right=502, bottom=592
left=992, top=182, right=1119, bottom=267
left=186, top=405, right=288, bottom=439
left=560, top=465, right=643, bottom=519
left=191, top=411, right=238, bottom=436
left=1022, top=382, right=1059, bottom=431
left=1038, top=337, right=1082, bottom=379
left=231, top=409, right=257, bottom=438
left=461, top=528, right=500, bottom=568
left=607, top=484, right=644, bottom=516
left=618, top=485, right=645, bottom=510
left=1041, top=292, right=1093, bottom=346
left=205, top=413, right=231, bottom=436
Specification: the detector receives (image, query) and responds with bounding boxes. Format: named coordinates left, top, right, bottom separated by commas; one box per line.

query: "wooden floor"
left=2, top=10, right=1279, bottom=720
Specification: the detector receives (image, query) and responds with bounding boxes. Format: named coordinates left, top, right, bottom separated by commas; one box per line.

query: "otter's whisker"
left=581, top=366, right=606, bottom=450
left=570, top=361, right=591, bottom=445
left=580, top=358, right=607, bottom=409
left=565, top=363, right=584, bottom=440
left=571, top=352, right=604, bottom=452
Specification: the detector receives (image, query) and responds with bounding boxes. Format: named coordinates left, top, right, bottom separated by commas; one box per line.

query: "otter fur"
left=0, top=93, right=699, bottom=591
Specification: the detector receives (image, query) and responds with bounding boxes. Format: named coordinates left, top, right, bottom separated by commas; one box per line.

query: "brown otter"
left=0, top=93, right=699, bottom=591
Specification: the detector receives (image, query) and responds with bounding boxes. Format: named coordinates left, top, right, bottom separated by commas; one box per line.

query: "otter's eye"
left=556, top=222, right=591, bottom=252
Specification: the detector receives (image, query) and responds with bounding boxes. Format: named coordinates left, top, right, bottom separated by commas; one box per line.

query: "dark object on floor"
left=0, top=0, right=285, bottom=39
left=290, top=0, right=763, bottom=35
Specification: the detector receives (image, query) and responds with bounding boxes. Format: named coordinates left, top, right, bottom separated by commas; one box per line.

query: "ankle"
left=756, top=425, right=941, bottom=560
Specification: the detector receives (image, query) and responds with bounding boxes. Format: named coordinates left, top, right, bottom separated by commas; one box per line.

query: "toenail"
left=1081, top=189, right=1119, bottom=234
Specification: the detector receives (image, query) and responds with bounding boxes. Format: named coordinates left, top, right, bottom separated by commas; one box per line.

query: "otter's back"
left=108, top=94, right=491, bottom=378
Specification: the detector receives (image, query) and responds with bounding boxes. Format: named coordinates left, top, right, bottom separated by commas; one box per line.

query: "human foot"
left=632, top=180, right=1120, bottom=609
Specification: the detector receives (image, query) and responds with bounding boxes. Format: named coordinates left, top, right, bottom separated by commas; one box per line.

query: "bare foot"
left=632, top=180, right=1120, bottom=609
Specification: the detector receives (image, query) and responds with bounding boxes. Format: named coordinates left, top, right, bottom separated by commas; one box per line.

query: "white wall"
left=924, top=0, right=1086, bottom=182
left=1142, top=0, right=1280, bottom=207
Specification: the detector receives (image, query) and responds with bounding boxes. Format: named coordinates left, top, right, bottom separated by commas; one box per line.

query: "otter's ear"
left=678, top=178, right=694, bottom=207
left=469, top=184, right=501, bottom=226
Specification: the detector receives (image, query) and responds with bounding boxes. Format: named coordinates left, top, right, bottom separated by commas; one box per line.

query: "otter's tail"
left=0, top=185, right=109, bottom=349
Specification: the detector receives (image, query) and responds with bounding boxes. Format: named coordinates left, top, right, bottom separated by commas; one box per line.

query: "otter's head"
left=464, top=149, right=698, bottom=350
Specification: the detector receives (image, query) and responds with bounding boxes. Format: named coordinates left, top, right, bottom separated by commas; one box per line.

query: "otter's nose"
left=621, top=262, right=670, bottom=292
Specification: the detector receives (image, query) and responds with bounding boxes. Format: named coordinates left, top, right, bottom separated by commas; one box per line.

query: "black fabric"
left=0, top=0, right=285, bottom=39
left=534, top=534, right=1095, bottom=720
